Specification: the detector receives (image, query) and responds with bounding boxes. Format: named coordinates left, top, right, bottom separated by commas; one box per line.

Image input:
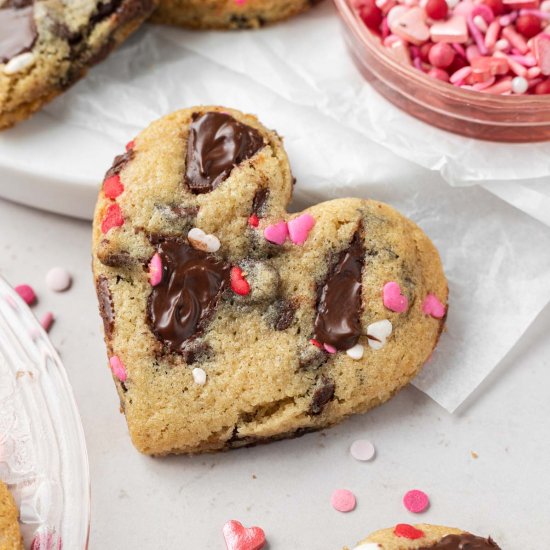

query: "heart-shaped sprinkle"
left=383, top=282, right=408, bottom=313
left=188, top=227, right=221, bottom=253
left=394, top=524, right=425, bottom=540
left=391, top=7, right=430, bottom=45
left=331, top=489, right=357, bottom=512
left=310, top=338, right=323, bottom=348
left=192, top=367, right=207, bottom=385
left=288, top=213, right=315, bottom=245
left=109, top=355, right=127, bottom=382
left=103, top=174, right=124, bottom=199
left=422, top=294, right=446, bottom=318
left=148, top=253, right=163, bottom=287
left=264, top=221, right=288, bottom=245
left=101, top=204, right=124, bottom=234
left=222, top=520, right=266, bottom=550
left=346, top=344, right=364, bottom=360
left=248, top=213, right=259, bottom=227
left=430, top=14, right=468, bottom=43
left=366, top=319, right=393, bottom=350
left=324, top=343, right=337, bottom=354
left=230, top=266, right=251, bottom=296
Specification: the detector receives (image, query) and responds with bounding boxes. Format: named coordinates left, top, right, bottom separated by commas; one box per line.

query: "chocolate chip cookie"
left=347, top=524, right=500, bottom=549
left=0, top=0, right=157, bottom=129
left=92, top=105, right=448, bottom=455
left=0, top=481, right=23, bottom=550
left=151, top=0, right=324, bottom=29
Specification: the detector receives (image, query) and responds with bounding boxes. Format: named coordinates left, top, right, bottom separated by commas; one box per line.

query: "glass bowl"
left=333, top=0, right=550, bottom=142
left=0, top=276, right=90, bottom=549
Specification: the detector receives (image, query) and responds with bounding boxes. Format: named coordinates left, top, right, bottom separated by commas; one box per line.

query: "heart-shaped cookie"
left=92, top=106, right=448, bottom=455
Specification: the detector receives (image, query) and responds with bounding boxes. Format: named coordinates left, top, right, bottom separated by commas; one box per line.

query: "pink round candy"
left=403, top=489, right=430, bottom=513
left=45, top=267, right=72, bottom=292
left=331, top=489, right=357, bottom=512
left=429, top=42, right=455, bottom=68
left=40, top=312, right=55, bottom=332
left=428, top=67, right=450, bottom=81
left=15, top=284, right=36, bottom=305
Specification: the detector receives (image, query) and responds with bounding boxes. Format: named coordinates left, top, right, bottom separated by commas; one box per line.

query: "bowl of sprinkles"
left=334, top=0, right=550, bottom=140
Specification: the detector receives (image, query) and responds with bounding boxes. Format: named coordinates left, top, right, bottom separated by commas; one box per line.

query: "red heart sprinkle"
left=222, top=520, right=266, bottom=550
left=101, top=204, right=124, bottom=234
left=103, top=175, right=124, bottom=199
left=230, top=267, right=250, bottom=296
left=248, top=214, right=259, bottom=228
left=394, top=524, right=425, bottom=540
left=126, top=140, right=135, bottom=151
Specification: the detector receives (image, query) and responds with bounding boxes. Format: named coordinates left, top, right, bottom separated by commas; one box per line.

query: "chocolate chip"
left=90, top=0, right=124, bottom=25
left=99, top=251, right=136, bottom=268
left=252, top=188, right=270, bottom=216
left=181, top=342, right=211, bottom=365
left=309, top=376, right=335, bottom=415
left=104, top=149, right=134, bottom=180
left=96, top=276, right=115, bottom=340
left=273, top=300, right=296, bottom=331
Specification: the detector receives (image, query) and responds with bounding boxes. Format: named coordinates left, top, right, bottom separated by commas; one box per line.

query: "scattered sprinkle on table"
left=40, top=312, right=55, bottom=332
left=471, top=450, right=479, bottom=459
left=403, top=489, right=430, bottom=513
left=331, top=489, right=357, bottom=512
left=15, top=284, right=36, bottom=305
left=350, top=439, right=376, bottom=461
left=45, top=267, right=72, bottom=292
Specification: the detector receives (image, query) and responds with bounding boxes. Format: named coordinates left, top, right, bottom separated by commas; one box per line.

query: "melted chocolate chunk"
left=0, top=3, right=37, bottom=63
left=252, top=188, right=270, bottom=217
left=96, top=276, right=115, bottom=339
left=313, top=232, right=365, bottom=350
left=104, top=149, right=134, bottom=179
left=273, top=300, right=296, bottom=331
left=185, top=112, right=264, bottom=194
left=309, top=376, right=335, bottom=415
left=90, top=0, right=124, bottom=25
left=147, top=239, right=230, bottom=353
left=421, top=534, right=500, bottom=550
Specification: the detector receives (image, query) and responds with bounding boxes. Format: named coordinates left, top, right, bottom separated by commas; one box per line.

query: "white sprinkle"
left=346, top=344, right=364, bottom=360
left=45, top=267, right=72, bottom=292
left=366, top=319, right=393, bottom=350
left=4, top=52, right=35, bottom=75
left=350, top=439, right=376, bottom=461
left=192, top=367, right=207, bottom=385
left=188, top=227, right=220, bottom=253
left=512, top=76, right=529, bottom=94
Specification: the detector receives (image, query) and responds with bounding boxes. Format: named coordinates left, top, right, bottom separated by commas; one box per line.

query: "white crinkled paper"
left=39, top=6, right=550, bottom=411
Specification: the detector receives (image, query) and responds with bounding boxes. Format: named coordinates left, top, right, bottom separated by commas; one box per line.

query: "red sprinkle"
left=230, top=267, right=250, bottom=296
left=125, top=140, right=135, bottom=151
left=425, top=0, right=448, bottom=20
left=515, top=14, right=541, bottom=40
left=309, top=338, right=323, bottom=348
left=103, top=175, right=124, bottom=199
left=394, top=524, right=425, bottom=540
left=15, top=284, right=36, bottom=306
left=359, top=0, right=383, bottom=31
left=101, top=204, right=124, bottom=234
left=248, top=213, right=260, bottom=228
left=535, top=78, right=550, bottom=94
left=482, top=0, right=505, bottom=16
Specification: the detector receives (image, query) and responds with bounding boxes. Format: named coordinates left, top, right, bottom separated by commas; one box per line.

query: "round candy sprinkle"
left=331, top=489, right=357, bottom=513
left=45, top=267, right=72, bottom=292
left=192, top=367, right=207, bottom=385
left=512, top=75, right=529, bottom=93
left=350, top=439, right=376, bottom=461
left=109, top=355, right=127, bottom=382
left=403, top=489, right=430, bottom=513
left=394, top=524, right=425, bottom=539
left=15, top=284, right=36, bottom=305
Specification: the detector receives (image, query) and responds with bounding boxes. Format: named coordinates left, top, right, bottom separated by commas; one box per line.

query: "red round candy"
left=481, top=0, right=505, bottom=16
left=534, top=78, right=550, bottom=94
left=419, top=43, right=433, bottom=63
left=515, top=14, right=541, bottom=39
left=429, top=42, right=455, bottom=68
left=359, top=0, right=383, bottom=31
left=425, top=0, right=448, bottom=20
left=394, top=524, right=425, bottom=540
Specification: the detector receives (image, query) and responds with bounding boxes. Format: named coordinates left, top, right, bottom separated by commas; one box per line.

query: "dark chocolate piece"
left=309, top=376, right=335, bottom=415
left=273, top=300, right=296, bottom=331
left=313, top=232, right=364, bottom=350
left=104, top=149, right=134, bottom=179
left=420, top=533, right=501, bottom=550
left=147, top=239, right=230, bottom=353
left=185, top=112, right=264, bottom=194
left=96, top=275, right=115, bottom=339
left=0, top=3, right=37, bottom=63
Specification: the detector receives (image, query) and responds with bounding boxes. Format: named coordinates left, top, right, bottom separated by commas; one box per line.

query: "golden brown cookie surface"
left=92, top=105, right=448, bottom=455
left=0, top=0, right=157, bottom=129
left=0, top=481, right=23, bottom=550
left=151, top=0, right=324, bottom=29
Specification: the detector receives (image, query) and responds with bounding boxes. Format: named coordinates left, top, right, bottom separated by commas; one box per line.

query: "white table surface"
left=0, top=196, right=548, bottom=550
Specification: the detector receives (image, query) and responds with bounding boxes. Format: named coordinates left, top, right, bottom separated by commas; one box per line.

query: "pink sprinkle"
left=235, top=0, right=246, bottom=4
left=499, top=12, right=518, bottom=26
left=509, top=54, right=537, bottom=66
left=502, top=26, right=529, bottom=54
left=519, top=8, right=550, bottom=20
left=450, top=66, right=473, bottom=83
left=324, top=343, right=337, bottom=354
left=383, top=282, right=409, bottom=313
left=473, top=76, right=496, bottom=90
left=288, top=213, right=315, bottom=246
left=403, top=489, right=430, bottom=513
left=264, top=221, right=288, bottom=245
left=331, top=489, right=356, bottom=513
left=482, top=77, right=514, bottom=93
left=350, top=439, right=376, bottom=461
left=109, top=355, right=127, bottom=382
left=15, top=284, right=36, bottom=305
left=452, top=42, right=467, bottom=58
left=40, top=312, right=54, bottom=332
left=148, top=253, right=163, bottom=286
left=527, top=66, right=542, bottom=77
left=485, top=21, right=501, bottom=49
left=422, top=294, right=446, bottom=318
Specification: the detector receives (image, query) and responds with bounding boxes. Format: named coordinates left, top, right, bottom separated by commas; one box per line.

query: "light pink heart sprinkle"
left=383, top=282, right=409, bottom=313
left=264, top=221, right=288, bottom=245
left=324, top=343, right=337, bottom=354
left=109, top=355, right=127, bottom=382
left=422, top=294, right=446, bottom=318
left=288, top=213, right=315, bottom=245
left=148, top=253, right=163, bottom=286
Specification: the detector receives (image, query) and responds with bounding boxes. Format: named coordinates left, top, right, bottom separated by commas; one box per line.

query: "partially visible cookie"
left=151, top=0, right=324, bottom=29
left=0, top=0, right=157, bottom=129
left=0, top=481, right=23, bottom=550
left=346, top=524, right=501, bottom=550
